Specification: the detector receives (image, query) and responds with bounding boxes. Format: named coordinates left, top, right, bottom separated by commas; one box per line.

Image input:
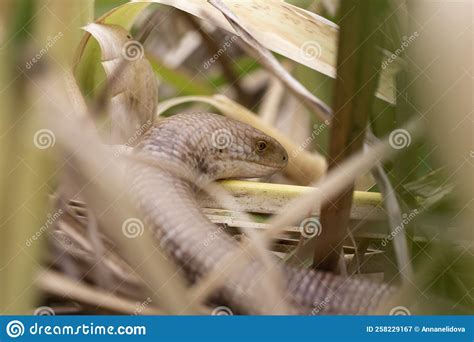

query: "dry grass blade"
left=371, top=161, right=413, bottom=281
left=208, top=0, right=332, bottom=123
left=37, top=270, right=164, bottom=315
left=259, top=77, right=285, bottom=124
left=199, top=180, right=384, bottom=219
left=52, top=218, right=143, bottom=287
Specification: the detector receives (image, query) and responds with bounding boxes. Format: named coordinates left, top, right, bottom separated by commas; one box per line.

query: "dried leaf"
left=83, top=23, right=158, bottom=143
left=74, top=2, right=150, bottom=94
left=135, top=0, right=400, bottom=103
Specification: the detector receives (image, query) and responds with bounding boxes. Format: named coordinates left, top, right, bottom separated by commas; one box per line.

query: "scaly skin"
left=129, top=113, right=394, bottom=314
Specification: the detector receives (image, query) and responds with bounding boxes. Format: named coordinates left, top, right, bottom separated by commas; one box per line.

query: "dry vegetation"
left=0, top=0, right=472, bottom=316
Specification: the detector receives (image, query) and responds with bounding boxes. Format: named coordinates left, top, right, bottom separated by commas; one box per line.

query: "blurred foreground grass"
left=0, top=0, right=472, bottom=315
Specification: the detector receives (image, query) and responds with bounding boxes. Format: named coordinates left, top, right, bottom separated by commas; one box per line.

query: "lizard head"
left=198, top=113, right=289, bottom=180
left=140, top=112, right=288, bottom=181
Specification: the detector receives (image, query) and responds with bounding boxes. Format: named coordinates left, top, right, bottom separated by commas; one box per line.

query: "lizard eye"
left=256, top=140, right=267, bottom=152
